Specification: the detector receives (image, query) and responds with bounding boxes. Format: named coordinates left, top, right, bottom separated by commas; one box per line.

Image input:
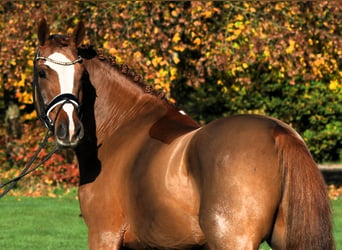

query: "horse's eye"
left=38, top=70, right=46, bottom=78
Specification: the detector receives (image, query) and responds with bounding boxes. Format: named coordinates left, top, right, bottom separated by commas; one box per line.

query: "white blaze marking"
left=45, top=53, right=76, bottom=139
left=64, top=103, right=75, bottom=141
left=45, top=52, right=75, bottom=94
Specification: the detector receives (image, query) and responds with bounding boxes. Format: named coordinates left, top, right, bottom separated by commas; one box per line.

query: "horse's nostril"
left=56, top=122, right=68, bottom=140
left=75, top=122, right=84, bottom=140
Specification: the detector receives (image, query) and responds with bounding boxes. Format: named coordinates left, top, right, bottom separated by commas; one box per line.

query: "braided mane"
left=78, top=45, right=166, bottom=99
left=77, top=45, right=200, bottom=144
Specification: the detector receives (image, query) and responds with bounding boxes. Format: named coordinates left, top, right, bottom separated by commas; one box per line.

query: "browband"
left=36, top=55, right=82, bottom=66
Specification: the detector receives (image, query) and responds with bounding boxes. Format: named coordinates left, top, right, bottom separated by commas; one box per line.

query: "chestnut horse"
left=33, top=19, right=334, bottom=249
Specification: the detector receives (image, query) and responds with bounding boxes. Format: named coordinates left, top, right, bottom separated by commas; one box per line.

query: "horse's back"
left=188, top=114, right=284, bottom=173
left=187, top=114, right=285, bottom=248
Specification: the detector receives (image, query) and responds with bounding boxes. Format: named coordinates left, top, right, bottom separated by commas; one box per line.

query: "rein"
left=0, top=130, right=59, bottom=198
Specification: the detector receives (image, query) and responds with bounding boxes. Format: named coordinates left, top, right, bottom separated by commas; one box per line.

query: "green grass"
left=0, top=196, right=341, bottom=249
left=333, top=198, right=342, bottom=249
left=0, top=196, right=88, bottom=250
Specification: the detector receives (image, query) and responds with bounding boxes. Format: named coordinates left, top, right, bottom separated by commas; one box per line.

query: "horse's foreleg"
left=79, top=184, right=127, bottom=250
left=88, top=227, right=126, bottom=250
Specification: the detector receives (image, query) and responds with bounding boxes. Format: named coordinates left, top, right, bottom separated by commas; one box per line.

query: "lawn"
left=0, top=196, right=88, bottom=250
left=0, top=196, right=341, bottom=249
left=333, top=198, right=342, bottom=249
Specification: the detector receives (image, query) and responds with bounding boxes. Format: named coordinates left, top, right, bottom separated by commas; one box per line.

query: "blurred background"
left=0, top=1, right=341, bottom=196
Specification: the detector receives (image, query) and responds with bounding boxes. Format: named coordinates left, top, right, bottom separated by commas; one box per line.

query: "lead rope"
left=0, top=130, right=59, bottom=198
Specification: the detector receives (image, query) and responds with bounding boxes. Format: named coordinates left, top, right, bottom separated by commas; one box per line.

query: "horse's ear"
left=38, top=18, right=50, bottom=46
left=72, top=21, right=85, bottom=47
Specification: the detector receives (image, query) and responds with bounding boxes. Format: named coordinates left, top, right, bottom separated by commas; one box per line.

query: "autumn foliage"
left=0, top=1, right=341, bottom=194
left=0, top=121, right=78, bottom=196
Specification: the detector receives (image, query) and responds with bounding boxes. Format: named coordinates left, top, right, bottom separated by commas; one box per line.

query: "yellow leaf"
left=158, top=69, right=168, bottom=78
left=226, top=23, right=234, bottom=32
left=170, top=67, right=177, bottom=81
left=203, top=10, right=213, bottom=18
left=196, top=5, right=203, bottom=12
left=233, top=29, right=242, bottom=37
left=152, top=57, right=163, bottom=67
left=27, top=59, right=34, bottom=67
left=109, top=48, right=117, bottom=55
left=193, top=37, right=201, bottom=46
left=10, top=58, right=16, bottom=66
left=173, top=44, right=185, bottom=52
left=123, top=40, right=130, bottom=48
left=172, top=53, right=180, bottom=64
left=286, top=40, right=296, bottom=54
left=172, top=33, right=181, bottom=43
left=308, top=39, right=313, bottom=46
left=236, top=14, right=244, bottom=21
left=133, top=51, right=142, bottom=60
left=329, top=79, right=339, bottom=90
left=263, top=47, right=270, bottom=58
left=171, top=10, right=178, bottom=17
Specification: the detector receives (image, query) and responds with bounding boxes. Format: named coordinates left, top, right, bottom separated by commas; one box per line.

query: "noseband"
left=33, top=48, right=82, bottom=131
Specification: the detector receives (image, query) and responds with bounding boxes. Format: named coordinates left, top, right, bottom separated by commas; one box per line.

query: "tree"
left=0, top=1, right=340, bottom=162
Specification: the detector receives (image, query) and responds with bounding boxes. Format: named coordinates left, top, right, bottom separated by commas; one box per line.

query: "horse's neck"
left=83, top=58, right=166, bottom=142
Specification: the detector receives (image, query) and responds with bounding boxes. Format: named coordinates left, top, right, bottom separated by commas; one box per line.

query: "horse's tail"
left=274, top=125, right=334, bottom=249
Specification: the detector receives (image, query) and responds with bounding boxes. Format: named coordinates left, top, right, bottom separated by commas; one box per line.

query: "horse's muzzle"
left=55, top=119, right=84, bottom=147
left=54, top=104, right=84, bottom=147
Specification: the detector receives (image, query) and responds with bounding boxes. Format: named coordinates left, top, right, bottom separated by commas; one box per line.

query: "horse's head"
left=34, top=18, right=85, bottom=147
